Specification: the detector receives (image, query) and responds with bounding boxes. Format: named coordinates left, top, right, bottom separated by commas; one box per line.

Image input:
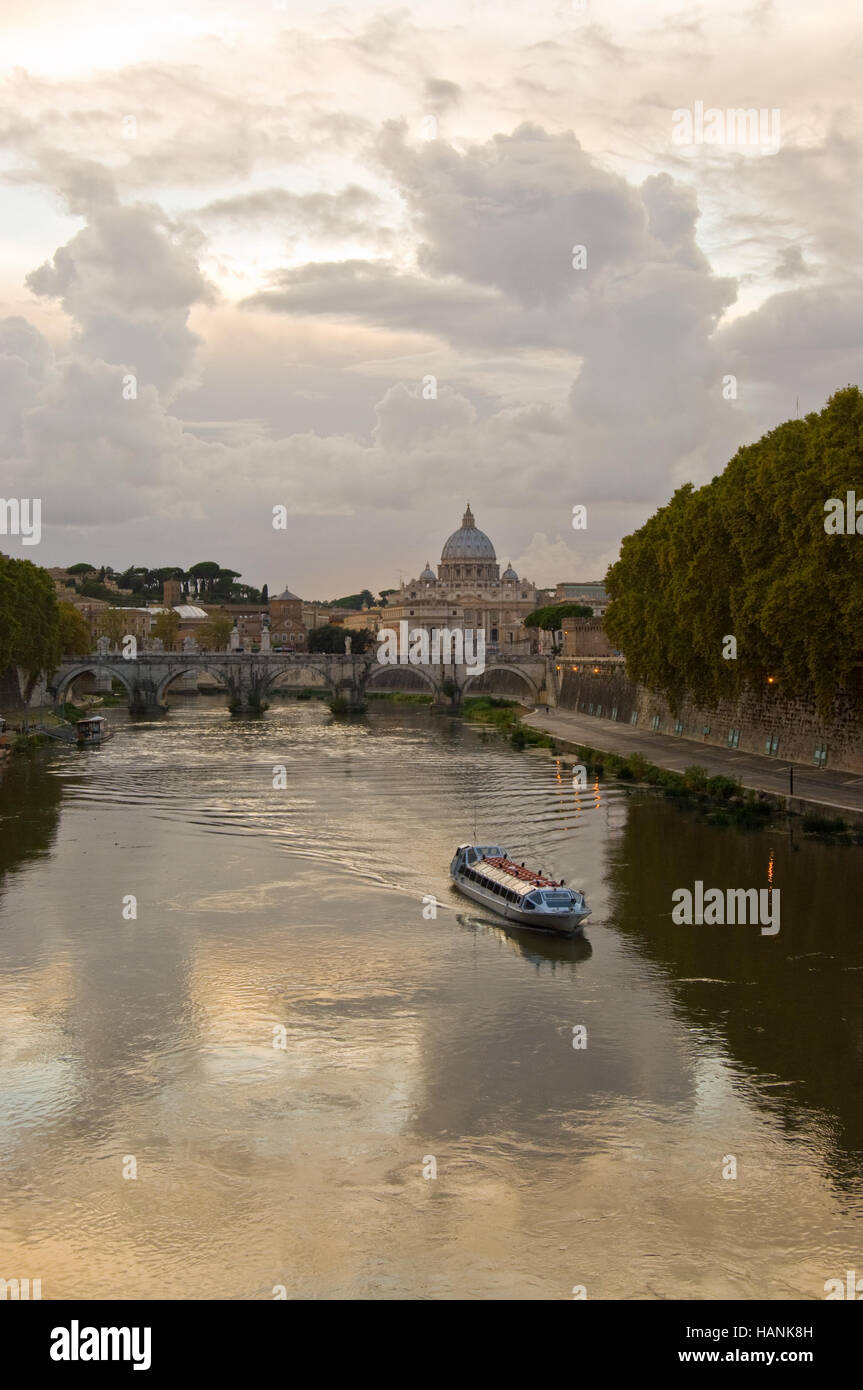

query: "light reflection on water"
left=0, top=698, right=861, bottom=1299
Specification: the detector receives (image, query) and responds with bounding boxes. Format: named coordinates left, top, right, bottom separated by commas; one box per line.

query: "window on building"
left=611, top=706, right=618, bottom=721
left=814, top=743, right=828, bottom=767
left=596, top=704, right=602, bottom=717
left=651, top=714, right=661, bottom=730
left=630, top=711, right=638, bottom=725
left=588, top=703, right=595, bottom=715
left=765, top=734, right=779, bottom=756
left=727, top=728, right=740, bottom=748
left=674, top=719, right=684, bottom=735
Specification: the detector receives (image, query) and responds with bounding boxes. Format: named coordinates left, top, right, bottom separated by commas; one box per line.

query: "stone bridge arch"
left=264, top=663, right=336, bottom=697
left=154, top=665, right=230, bottom=702
left=462, top=664, right=539, bottom=704
left=362, top=662, right=441, bottom=698
left=53, top=662, right=136, bottom=704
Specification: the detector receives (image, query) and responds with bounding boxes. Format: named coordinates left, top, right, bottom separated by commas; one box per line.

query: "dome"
left=501, top=561, right=518, bottom=581
left=419, top=561, right=436, bottom=582
left=440, top=504, right=496, bottom=562
left=274, top=584, right=301, bottom=600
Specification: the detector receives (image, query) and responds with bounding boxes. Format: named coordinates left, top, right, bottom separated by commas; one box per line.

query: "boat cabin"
left=76, top=715, right=108, bottom=744
left=453, top=844, right=575, bottom=912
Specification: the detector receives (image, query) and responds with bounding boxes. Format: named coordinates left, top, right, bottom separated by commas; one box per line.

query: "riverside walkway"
left=523, top=706, right=863, bottom=822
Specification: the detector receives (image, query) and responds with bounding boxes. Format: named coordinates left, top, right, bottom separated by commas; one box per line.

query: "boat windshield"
left=542, top=891, right=573, bottom=906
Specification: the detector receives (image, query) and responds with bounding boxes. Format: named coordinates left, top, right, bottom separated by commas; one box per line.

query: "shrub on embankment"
left=461, top=697, right=556, bottom=750
left=571, top=744, right=776, bottom=827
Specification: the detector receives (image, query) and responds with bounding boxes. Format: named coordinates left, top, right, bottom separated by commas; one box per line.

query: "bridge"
left=50, top=652, right=555, bottom=714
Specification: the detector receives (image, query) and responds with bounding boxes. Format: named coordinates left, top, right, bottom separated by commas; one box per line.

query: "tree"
left=378, top=589, right=397, bottom=606
left=79, top=579, right=119, bottom=603
left=330, top=590, right=374, bottom=609
left=0, top=553, right=61, bottom=702
left=97, top=608, right=128, bottom=648
left=212, top=568, right=242, bottom=599
left=604, top=385, right=863, bottom=714
left=152, top=610, right=181, bottom=649
left=261, top=583, right=269, bottom=605
left=524, top=602, right=593, bottom=652
left=308, top=624, right=374, bottom=653
left=197, top=615, right=233, bottom=651
left=58, top=603, right=91, bottom=656
left=188, top=561, right=222, bottom=596
left=67, top=562, right=96, bottom=576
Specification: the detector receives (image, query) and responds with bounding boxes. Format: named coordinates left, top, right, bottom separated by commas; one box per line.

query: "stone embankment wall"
left=557, top=665, right=863, bottom=775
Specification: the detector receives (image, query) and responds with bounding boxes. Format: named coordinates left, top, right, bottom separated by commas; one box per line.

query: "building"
left=203, top=603, right=268, bottom=649
left=553, top=581, right=609, bottom=616
left=268, top=585, right=307, bottom=650
left=561, top=618, right=621, bottom=660
left=382, top=504, right=538, bottom=654
left=146, top=602, right=209, bottom=648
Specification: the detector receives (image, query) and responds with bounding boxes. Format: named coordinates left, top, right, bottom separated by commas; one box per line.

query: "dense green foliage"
left=308, top=625, right=374, bottom=653
left=115, top=562, right=261, bottom=604
left=0, top=553, right=61, bottom=699
left=57, top=601, right=91, bottom=656
left=604, top=386, right=863, bottom=713
left=523, top=602, right=593, bottom=629
left=328, top=590, right=375, bottom=609
left=461, top=696, right=554, bottom=748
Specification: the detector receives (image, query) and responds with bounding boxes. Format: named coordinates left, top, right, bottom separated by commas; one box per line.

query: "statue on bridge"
left=344, top=634, right=352, bottom=655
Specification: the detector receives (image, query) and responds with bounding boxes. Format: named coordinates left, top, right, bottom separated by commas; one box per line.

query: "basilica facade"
left=383, top=504, right=539, bottom=654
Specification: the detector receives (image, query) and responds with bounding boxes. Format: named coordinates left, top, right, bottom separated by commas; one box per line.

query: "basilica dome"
left=440, top=504, right=497, bottom=561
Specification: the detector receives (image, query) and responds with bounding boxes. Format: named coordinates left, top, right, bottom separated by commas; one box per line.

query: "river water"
left=1, top=698, right=862, bottom=1300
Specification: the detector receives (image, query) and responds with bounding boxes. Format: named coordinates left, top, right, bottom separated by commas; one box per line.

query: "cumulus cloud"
left=26, top=203, right=216, bottom=396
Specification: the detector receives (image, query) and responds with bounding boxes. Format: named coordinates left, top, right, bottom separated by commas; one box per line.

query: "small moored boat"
left=450, top=844, right=590, bottom=935
left=76, top=715, right=114, bottom=746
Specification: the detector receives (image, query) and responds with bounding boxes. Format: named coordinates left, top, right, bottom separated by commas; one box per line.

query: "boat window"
left=543, top=891, right=573, bottom=906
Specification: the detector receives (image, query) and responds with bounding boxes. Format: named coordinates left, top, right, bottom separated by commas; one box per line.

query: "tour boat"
left=450, top=844, right=590, bottom=934
left=76, top=715, right=114, bottom=746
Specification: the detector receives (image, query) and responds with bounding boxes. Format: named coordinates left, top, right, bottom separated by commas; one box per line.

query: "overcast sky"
left=1, top=0, right=861, bottom=597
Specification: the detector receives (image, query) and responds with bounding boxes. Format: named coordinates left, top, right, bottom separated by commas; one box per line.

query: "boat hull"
left=451, top=872, right=589, bottom=935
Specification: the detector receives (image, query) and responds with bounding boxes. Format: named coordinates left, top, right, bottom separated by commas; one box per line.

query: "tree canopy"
left=329, top=590, right=375, bottom=609
left=58, top=602, right=91, bottom=657
left=604, top=385, right=863, bottom=714
left=524, top=602, right=593, bottom=630
left=0, top=553, right=61, bottom=700
left=308, top=624, right=374, bottom=653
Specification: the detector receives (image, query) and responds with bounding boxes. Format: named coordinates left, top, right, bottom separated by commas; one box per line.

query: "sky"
left=1, top=0, right=861, bottom=597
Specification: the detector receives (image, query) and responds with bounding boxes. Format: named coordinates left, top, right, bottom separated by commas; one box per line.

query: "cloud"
left=26, top=203, right=216, bottom=396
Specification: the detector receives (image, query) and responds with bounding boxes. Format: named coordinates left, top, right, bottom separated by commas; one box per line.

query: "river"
left=1, top=697, right=861, bottom=1299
